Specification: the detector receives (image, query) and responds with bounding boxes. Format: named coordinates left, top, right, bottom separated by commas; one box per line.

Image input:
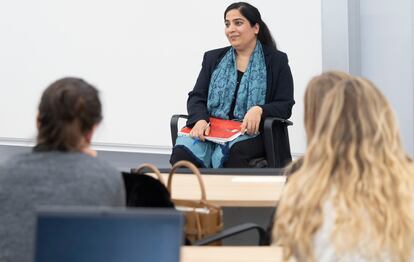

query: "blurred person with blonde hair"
left=264, top=70, right=350, bottom=244
left=273, top=77, right=414, bottom=261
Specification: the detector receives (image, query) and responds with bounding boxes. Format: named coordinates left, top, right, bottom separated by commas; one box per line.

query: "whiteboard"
left=0, top=0, right=322, bottom=155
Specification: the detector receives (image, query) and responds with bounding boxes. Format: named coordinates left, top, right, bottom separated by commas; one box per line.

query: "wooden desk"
left=161, top=174, right=286, bottom=207
left=181, top=246, right=287, bottom=262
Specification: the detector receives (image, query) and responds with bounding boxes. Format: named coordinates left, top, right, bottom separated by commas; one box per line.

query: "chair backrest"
left=34, top=207, right=183, bottom=262
left=263, top=117, right=293, bottom=168
left=122, top=171, right=175, bottom=208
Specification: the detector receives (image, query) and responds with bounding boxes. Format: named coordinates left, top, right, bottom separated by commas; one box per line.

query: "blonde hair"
left=274, top=77, right=414, bottom=261
left=304, top=70, right=350, bottom=142
left=285, top=71, right=350, bottom=175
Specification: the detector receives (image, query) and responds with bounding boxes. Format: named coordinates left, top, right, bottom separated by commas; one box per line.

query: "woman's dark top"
left=228, top=70, right=245, bottom=120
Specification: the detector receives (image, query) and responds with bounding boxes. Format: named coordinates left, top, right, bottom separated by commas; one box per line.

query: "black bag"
left=122, top=163, right=174, bottom=208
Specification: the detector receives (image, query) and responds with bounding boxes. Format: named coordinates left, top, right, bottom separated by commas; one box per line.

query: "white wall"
left=321, top=0, right=414, bottom=156
left=359, top=0, right=414, bottom=155
left=0, top=0, right=322, bottom=155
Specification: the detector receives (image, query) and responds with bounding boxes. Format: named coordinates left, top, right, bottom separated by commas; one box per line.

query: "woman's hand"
left=241, top=106, right=263, bottom=135
left=189, top=120, right=210, bottom=141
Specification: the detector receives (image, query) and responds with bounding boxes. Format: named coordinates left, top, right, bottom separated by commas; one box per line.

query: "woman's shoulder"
left=262, top=45, right=289, bottom=63
left=0, top=153, right=31, bottom=175
left=199, top=46, right=232, bottom=69
left=72, top=153, right=119, bottom=174
left=29, top=151, right=118, bottom=176
left=203, top=46, right=232, bottom=60
left=0, top=151, right=118, bottom=183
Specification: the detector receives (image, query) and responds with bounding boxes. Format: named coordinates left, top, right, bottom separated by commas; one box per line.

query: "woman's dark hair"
left=35, top=77, right=102, bottom=152
left=224, top=2, right=277, bottom=50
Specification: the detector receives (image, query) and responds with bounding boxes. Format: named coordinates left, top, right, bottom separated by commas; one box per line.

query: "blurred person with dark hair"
left=0, top=77, right=125, bottom=262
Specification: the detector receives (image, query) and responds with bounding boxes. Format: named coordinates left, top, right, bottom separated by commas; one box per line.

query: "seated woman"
left=0, top=77, right=125, bottom=262
left=273, top=77, right=414, bottom=261
left=170, top=2, right=294, bottom=168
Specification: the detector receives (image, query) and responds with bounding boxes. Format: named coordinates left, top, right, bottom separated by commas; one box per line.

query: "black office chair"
left=170, top=114, right=293, bottom=168
left=194, top=222, right=267, bottom=246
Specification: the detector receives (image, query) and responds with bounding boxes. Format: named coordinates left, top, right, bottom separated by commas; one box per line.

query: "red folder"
left=178, top=117, right=242, bottom=144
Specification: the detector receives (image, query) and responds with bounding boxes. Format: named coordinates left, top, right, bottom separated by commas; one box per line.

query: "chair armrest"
left=171, top=114, right=188, bottom=146
left=263, top=117, right=293, bottom=168
left=193, top=223, right=267, bottom=246
left=264, top=117, right=293, bottom=127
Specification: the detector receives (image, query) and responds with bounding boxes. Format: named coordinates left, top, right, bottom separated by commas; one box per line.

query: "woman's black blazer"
left=186, top=44, right=295, bottom=127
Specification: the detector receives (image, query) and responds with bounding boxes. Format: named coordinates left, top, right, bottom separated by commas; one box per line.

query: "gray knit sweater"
left=0, top=151, right=126, bottom=262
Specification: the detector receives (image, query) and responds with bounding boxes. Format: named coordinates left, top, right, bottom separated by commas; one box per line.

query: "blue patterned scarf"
left=207, top=41, right=267, bottom=120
